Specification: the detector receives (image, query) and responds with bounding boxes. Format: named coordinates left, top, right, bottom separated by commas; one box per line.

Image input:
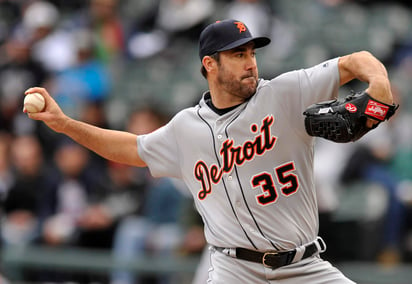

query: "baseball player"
left=25, top=19, right=395, bottom=283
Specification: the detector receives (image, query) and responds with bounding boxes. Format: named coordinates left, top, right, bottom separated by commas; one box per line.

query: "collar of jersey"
left=204, top=92, right=247, bottom=116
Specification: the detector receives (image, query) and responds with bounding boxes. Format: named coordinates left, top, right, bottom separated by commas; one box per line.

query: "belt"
left=213, top=237, right=326, bottom=269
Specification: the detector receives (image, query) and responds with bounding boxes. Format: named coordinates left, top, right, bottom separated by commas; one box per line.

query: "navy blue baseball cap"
left=199, top=19, right=271, bottom=60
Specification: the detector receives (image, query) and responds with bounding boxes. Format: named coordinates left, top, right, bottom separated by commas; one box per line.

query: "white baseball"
left=24, top=93, right=45, bottom=113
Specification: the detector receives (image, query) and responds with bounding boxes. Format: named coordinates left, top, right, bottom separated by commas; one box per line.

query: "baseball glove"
left=303, top=90, right=399, bottom=143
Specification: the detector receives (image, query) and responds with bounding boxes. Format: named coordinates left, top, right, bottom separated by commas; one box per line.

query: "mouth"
left=242, top=74, right=256, bottom=80
left=241, top=72, right=257, bottom=81
left=242, top=76, right=257, bottom=85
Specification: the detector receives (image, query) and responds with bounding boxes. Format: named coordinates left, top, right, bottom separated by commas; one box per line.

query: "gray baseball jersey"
left=138, top=57, right=340, bottom=251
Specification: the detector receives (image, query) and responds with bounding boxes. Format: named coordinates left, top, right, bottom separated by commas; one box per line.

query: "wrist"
left=57, top=115, right=72, bottom=134
left=366, top=76, right=393, bottom=105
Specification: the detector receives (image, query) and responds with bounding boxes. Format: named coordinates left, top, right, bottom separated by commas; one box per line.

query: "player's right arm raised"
left=24, top=87, right=147, bottom=168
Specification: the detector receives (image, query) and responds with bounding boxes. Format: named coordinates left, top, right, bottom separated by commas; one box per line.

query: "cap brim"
left=217, top=36, right=271, bottom=52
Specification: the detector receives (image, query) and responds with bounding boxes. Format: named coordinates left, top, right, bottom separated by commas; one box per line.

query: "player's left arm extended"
left=338, top=50, right=393, bottom=105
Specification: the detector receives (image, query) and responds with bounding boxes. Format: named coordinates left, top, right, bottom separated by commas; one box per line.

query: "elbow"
left=355, top=50, right=373, bottom=57
left=353, top=51, right=387, bottom=73
left=338, top=50, right=387, bottom=86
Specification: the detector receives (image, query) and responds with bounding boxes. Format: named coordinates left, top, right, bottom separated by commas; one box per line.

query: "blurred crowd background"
left=0, top=0, right=412, bottom=283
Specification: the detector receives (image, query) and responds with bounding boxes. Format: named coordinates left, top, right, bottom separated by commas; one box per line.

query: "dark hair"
left=200, top=52, right=220, bottom=78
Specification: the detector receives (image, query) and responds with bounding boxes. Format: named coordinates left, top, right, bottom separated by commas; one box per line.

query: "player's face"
left=216, top=43, right=258, bottom=100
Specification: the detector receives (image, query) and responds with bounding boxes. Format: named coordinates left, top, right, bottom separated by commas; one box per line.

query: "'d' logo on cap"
left=234, top=21, right=247, bottom=33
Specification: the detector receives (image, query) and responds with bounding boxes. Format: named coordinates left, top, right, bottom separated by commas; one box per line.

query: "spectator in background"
left=0, top=273, right=10, bottom=284
left=179, top=200, right=207, bottom=284
left=313, top=138, right=354, bottom=263
left=88, top=0, right=125, bottom=64
left=389, top=54, right=412, bottom=261
left=127, top=0, right=215, bottom=59
left=0, top=132, right=13, bottom=208
left=19, top=0, right=76, bottom=73
left=77, top=161, right=142, bottom=246
left=340, top=108, right=406, bottom=265
left=111, top=104, right=189, bottom=284
left=36, top=27, right=112, bottom=163
left=0, top=1, right=21, bottom=44
left=39, top=139, right=105, bottom=248
left=222, top=0, right=273, bottom=37
left=1, top=135, right=48, bottom=248
left=0, top=35, right=49, bottom=134
left=0, top=132, right=12, bottom=281
left=155, top=0, right=215, bottom=40
left=52, top=29, right=112, bottom=120
left=0, top=131, right=13, bottom=258
left=66, top=0, right=125, bottom=66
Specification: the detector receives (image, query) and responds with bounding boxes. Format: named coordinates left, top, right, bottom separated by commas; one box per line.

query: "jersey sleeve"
left=298, top=57, right=341, bottom=109
left=260, top=57, right=341, bottom=140
left=266, top=57, right=340, bottom=114
left=137, top=118, right=181, bottom=179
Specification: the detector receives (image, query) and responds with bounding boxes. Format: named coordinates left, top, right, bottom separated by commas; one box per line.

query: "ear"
left=202, top=56, right=217, bottom=74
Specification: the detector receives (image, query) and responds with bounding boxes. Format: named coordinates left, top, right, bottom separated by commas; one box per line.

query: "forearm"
left=24, top=87, right=147, bottom=167
left=338, top=51, right=393, bottom=104
left=61, top=117, right=146, bottom=167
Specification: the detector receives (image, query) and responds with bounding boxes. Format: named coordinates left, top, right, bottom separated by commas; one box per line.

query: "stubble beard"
left=217, top=67, right=258, bottom=100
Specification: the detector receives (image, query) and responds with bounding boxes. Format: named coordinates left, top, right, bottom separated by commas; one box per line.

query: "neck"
left=204, top=92, right=241, bottom=115
left=208, top=86, right=247, bottom=109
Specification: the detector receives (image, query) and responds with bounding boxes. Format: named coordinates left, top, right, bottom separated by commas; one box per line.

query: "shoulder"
left=267, top=57, right=339, bottom=82
left=261, top=69, right=301, bottom=87
left=266, top=58, right=340, bottom=92
left=256, top=70, right=301, bottom=95
left=171, top=105, right=199, bottom=121
left=161, top=105, right=202, bottom=132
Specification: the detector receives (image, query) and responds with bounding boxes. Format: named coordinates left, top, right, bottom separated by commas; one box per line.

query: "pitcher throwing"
left=25, top=19, right=396, bottom=283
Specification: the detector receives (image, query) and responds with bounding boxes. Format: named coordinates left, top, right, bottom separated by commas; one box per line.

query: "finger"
left=24, top=87, right=49, bottom=99
left=27, top=112, right=44, bottom=121
left=25, top=87, right=40, bottom=95
left=366, top=118, right=379, bottom=128
left=25, top=86, right=45, bottom=93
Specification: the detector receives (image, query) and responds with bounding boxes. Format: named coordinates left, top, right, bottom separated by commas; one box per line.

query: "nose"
left=245, top=54, right=257, bottom=71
